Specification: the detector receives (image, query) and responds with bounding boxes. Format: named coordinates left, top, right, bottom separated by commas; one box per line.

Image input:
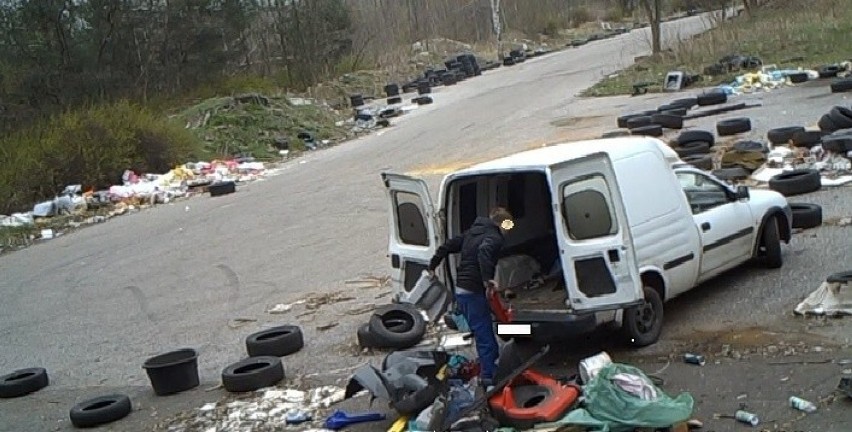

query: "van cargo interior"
left=446, top=171, right=568, bottom=311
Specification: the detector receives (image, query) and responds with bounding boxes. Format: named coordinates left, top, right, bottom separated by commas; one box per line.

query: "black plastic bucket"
left=142, top=348, right=200, bottom=396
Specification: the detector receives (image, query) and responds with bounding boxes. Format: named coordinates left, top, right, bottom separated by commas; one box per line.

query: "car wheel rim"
left=635, top=302, right=656, bottom=334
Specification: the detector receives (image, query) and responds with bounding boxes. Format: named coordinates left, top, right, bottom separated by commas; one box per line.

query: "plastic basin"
left=142, top=348, right=200, bottom=396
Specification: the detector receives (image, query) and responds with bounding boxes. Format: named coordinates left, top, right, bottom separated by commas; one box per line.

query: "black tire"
left=818, top=114, right=839, bottom=133
left=630, top=124, right=664, bottom=137
left=356, top=323, right=379, bottom=349
left=209, top=181, right=236, bottom=197
left=831, top=78, right=852, bottom=93
left=616, top=114, right=643, bottom=128
left=387, top=97, right=402, bottom=105
left=669, top=97, right=698, bottom=110
left=676, top=130, right=715, bottom=146
left=245, top=325, right=304, bottom=357
left=818, top=65, right=841, bottom=79
left=759, top=216, right=783, bottom=269
left=675, top=141, right=712, bottom=157
left=0, top=368, right=49, bottom=398
left=826, top=271, right=852, bottom=284
left=651, top=113, right=684, bottom=129
left=367, top=303, right=427, bottom=349
left=681, top=153, right=713, bottom=170
left=696, top=91, right=727, bottom=106
left=768, top=169, right=821, bottom=196
left=716, top=117, right=752, bottom=136
left=69, top=394, right=132, bottom=428
left=791, top=130, right=822, bottom=148
left=221, top=357, right=285, bottom=393
left=413, top=96, right=433, bottom=105
left=767, top=126, right=805, bottom=145
left=790, top=203, right=823, bottom=229
left=733, top=140, right=764, bottom=153
left=828, top=106, right=852, bottom=129
left=621, top=286, right=664, bottom=347
left=713, top=167, right=751, bottom=180
left=788, top=72, right=808, bottom=84
left=662, top=107, right=688, bottom=117
left=625, top=116, right=653, bottom=129
left=821, top=134, right=852, bottom=153
left=657, top=103, right=679, bottom=112
left=601, top=130, right=631, bottom=138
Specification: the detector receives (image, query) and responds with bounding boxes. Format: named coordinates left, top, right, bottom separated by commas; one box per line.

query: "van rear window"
left=394, top=191, right=429, bottom=246
left=561, top=174, right=617, bottom=240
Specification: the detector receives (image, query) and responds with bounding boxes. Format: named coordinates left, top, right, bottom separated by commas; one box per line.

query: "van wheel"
left=759, top=216, right=783, bottom=269
left=621, top=287, right=663, bottom=347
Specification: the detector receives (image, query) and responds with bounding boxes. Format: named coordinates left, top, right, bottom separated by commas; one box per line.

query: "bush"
left=0, top=101, right=201, bottom=214
left=571, top=7, right=592, bottom=26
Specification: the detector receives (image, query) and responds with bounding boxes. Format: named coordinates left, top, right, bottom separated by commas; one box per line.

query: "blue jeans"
left=455, top=292, right=499, bottom=381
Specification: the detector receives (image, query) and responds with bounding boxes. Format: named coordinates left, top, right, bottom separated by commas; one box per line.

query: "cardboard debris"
left=794, top=281, right=852, bottom=317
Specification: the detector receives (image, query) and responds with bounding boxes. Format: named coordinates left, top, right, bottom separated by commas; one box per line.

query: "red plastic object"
left=488, top=369, right=580, bottom=429
left=487, top=288, right=514, bottom=323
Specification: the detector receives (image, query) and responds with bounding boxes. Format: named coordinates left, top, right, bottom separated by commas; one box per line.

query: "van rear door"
left=548, top=153, right=644, bottom=312
left=380, top=173, right=450, bottom=320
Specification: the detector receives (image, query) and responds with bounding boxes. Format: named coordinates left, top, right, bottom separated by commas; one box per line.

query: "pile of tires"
left=818, top=105, right=852, bottom=135
left=672, top=129, right=715, bottom=171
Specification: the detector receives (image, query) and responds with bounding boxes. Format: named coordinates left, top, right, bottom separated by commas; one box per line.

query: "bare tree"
left=640, top=0, right=662, bottom=54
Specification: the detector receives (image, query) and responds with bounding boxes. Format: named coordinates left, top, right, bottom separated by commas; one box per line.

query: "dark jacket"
left=428, top=217, right=504, bottom=293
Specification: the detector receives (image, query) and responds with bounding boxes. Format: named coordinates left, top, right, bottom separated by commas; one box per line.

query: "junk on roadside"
left=794, top=272, right=852, bottom=317
left=683, top=353, right=706, bottom=366
left=734, top=409, right=760, bottom=426
left=789, top=395, right=817, bottom=413
left=324, top=409, right=385, bottom=430
left=356, top=303, right=427, bottom=350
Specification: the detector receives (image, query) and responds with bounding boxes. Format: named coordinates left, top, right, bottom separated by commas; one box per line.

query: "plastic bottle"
left=789, top=396, right=817, bottom=413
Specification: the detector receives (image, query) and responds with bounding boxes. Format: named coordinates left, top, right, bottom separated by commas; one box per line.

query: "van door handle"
left=701, top=222, right=711, bottom=231
left=607, top=249, right=620, bottom=262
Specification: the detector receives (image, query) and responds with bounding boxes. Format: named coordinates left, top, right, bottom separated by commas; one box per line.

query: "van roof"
left=454, top=137, right=680, bottom=175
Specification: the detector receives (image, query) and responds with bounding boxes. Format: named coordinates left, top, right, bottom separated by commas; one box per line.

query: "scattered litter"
left=227, top=318, right=258, bottom=329
left=578, top=351, right=613, bottom=384
left=342, top=304, right=376, bottom=316
left=438, top=333, right=473, bottom=349
left=305, top=292, right=355, bottom=310
left=683, top=353, right=706, bottom=366
left=317, top=323, right=339, bottom=331
left=789, top=396, right=817, bottom=413
left=735, top=409, right=759, bottom=426
left=39, top=229, right=54, bottom=240
left=266, top=299, right=306, bottom=314
left=794, top=280, right=852, bottom=317
left=345, top=275, right=391, bottom=289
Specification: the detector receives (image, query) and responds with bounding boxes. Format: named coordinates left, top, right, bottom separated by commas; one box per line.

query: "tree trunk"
left=640, top=0, right=661, bottom=54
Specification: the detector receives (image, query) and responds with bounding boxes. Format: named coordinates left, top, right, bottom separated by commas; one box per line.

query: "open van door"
left=380, top=173, right=450, bottom=321
left=547, top=153, right=643, bottom=312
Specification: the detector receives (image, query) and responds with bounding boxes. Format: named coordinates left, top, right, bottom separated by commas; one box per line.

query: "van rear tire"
left=621, top=286, right=663, bottom=347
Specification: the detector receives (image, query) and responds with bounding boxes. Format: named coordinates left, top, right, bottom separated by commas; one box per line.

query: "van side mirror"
left=735, top=185, right=750, bottom=200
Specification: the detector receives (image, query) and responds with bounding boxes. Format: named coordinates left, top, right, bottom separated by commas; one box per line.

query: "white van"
left=381, top=137, right=792, bottom=346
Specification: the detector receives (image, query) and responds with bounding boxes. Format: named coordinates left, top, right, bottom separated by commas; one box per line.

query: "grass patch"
left=175, top=94, right=351, bottom=158
left=582, top=0, right=852, bottom=97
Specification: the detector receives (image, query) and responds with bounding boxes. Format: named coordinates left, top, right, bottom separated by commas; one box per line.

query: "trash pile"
left=697, top=54, right=852, bottom=96
left=0, top=158, right=275, bottom=245
left=794, top=271, right=852, bottom=317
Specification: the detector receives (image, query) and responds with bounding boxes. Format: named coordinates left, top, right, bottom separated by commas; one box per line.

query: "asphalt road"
left=2, top=11, right=851, bottom=432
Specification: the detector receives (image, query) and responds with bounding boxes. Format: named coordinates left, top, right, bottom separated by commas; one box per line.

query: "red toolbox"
left=488, top=369, right=580, bottom=429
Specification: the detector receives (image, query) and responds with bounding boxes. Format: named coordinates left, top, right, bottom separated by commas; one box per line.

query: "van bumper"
left=507, top=311, right=602, bottom=339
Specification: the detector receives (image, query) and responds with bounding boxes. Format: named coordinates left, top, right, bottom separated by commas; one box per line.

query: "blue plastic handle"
left=323, top=410, right=386, bottom=430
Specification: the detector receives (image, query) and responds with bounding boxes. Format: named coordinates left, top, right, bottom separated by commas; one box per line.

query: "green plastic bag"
left=536, top=363, right=694, bottom=432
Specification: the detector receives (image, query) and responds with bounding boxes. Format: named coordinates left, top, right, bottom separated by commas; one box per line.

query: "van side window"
left=394, top=191, right=429, bottom=246
left=561, top=174, right=618, bottom=240
left=677, top=172, right=730, bottom=214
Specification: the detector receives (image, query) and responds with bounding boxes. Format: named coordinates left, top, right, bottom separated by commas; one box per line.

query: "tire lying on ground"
left=0, top=368, right=49, bottom=398
left=630, top=124, right=664, bottom=137
left=69, top=394, right=132, bottom=428
left=209, top=181, right=236, bottom=197
left=733, top=140, right=764, bottom=153
left=367, top=303, right=427, bottom=349
left=818, top=65, right=841, bottom=79
left=696, top=91, right=727, bottom=106
left=357, top=323, right=379, bottom=349
left=625, top=116, right=653, bottom=129
left=767, top=126, right=805, bottom=145
left=826, top=271, right=852, bottom=284
left=712, top=167, right=751, bottom=181
left=716, top=117, right=752, bottom=136
left=828, top=106, right=852, bottom=129
left=669, top=97, right=698, bottom=110
left=617, top=114, right=643, bottom=128
left=821, top=132, right=852, bottom=153
left=246, top=325, right=304, bottom=357
left=831, top=78, right=852, bottom=93
left=650, top=113, right=683, bottom=129
left=790, top=203, right=823, bottom=229
left=600, top=130, right=631, bottom=138
left=818, top=114, right=839, bottom=133
left=412, top=96, right=433, bottom=105
left=768, top=169, right=822, bottom=196
left=676, top=129, right=715, bottom=146
left=221, top=356, right=285, bottom=393
left=791, top=130, right=822, bottom=148
left=675, top=141, right=712, bottom=157
left=681, top=153, right=713, bottom=170
left=661, top=107, right=688, bottom=117
left=788, top=72, right=809, bottom=84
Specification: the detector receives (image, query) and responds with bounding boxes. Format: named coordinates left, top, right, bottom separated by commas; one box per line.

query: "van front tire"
left=621, top=287, right=664, bottom=347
